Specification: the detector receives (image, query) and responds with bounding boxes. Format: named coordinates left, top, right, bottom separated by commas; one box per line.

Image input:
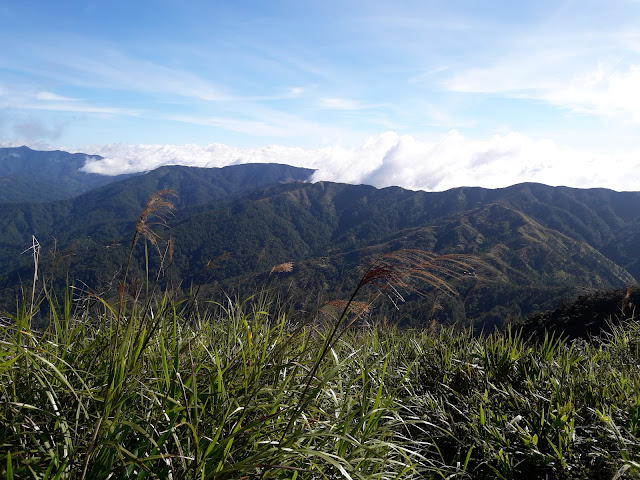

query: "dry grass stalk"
left=282, top=248, right=480, bottom=443
left=134, top=189, right=176, bottom=249
left=359, top=249, right=477, bottom=300
left=23, top=235, right=40, bottom=318
left=321, top=300, right=370, bottom=320
left=270, top=262, right=294, bottom=273
left=118, top=190, right=176, bottom=318
left=203, top=252, right=231, bottom=270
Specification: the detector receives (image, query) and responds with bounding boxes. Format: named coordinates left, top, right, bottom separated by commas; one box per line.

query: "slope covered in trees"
left=1, top=149, right=640, bottom=328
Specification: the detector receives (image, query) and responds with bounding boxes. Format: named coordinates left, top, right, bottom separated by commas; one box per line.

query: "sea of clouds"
left=76, top=130, right=639, bottom=192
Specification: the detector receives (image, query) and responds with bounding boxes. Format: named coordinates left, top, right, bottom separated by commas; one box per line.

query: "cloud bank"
left=77, top=131, right=640, bottom=192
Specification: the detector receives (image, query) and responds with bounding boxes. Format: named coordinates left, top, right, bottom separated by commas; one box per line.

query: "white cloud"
left=77, top=131, right=640, bottom=192
left=23, top=102, right=139, bottom=116
left=166, top=108, right=359, bottom=142
left=288, top=87, right=305, bottom=97
left=0, top=85, right=139, bottom=116
left=539, top=64, right=640, bottom=121
left=321, top=97, right=364, bottom=110
left=320, top=97, right=386, bottom=111
left=442, top=34, right=593, bottom=94
left=167, top=114, right=292, bottom=137
left=79, top=142, right=318, bottom=175
left=36, top=91, right=77, bottom=102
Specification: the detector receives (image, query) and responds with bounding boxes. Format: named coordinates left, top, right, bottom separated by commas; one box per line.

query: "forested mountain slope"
left=0, top=146, right=131, bottom=202
left=1, top=152, right=639, bottom=327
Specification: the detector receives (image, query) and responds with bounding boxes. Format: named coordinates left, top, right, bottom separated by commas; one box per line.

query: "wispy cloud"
left=62, top=49, right=229, bottom=102
left=35, top=91, right=78, bottom=102
left=35, top=88, right=138, bottom=115
left=446, top=60, right=640, bottom=123
left=0, top=38, right=230, bottom=103
left=167, top=114, right=292, bottom=137
left=167, top=105, right=365, bottom=143
left=13, top=118, right=65, bottom=141
left=288, top=86, right=305, bottom=97
left=320, top=97, right=386, bottom=111
left=23, top=101, right=140, bottom=116
left=0, top=84, right=139, bottom=116
left=441, top=28, right=640, bottom=123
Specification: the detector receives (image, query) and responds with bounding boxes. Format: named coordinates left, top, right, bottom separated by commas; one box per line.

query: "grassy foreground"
left=1, top=290, right=639, bottom=479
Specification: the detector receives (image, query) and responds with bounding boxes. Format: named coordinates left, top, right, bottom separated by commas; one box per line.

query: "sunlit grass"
left=1, top=290, right=639, bottom=479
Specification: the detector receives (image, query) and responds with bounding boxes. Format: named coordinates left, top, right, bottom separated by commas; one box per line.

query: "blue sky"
left=2, top=0, right=640, bottom=190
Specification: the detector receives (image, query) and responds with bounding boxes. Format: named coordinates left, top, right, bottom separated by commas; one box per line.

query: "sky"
left=2, top=0, right=640, bottom=191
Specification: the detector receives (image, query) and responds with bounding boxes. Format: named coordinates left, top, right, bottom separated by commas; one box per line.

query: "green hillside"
left=1, top=159, right=639, bottom=327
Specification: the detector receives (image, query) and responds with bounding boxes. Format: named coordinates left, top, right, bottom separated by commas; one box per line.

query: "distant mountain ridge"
left=1, top=147, right=639, bottom=329
left=0, top=146, right=131, bottom=202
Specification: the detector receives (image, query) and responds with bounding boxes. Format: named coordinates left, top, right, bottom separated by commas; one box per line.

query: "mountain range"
left=0, top=146, right=134, bottom=203
left=1, top=146, right=639, bottom=329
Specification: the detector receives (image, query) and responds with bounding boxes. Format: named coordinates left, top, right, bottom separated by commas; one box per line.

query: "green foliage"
left=522, top=285, right=640, bottom=340
left=1, top=291, right=639, bottom=478
left=0, top=291, right=416, bottom=479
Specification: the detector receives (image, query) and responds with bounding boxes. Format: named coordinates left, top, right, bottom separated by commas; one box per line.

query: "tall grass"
left=0, top=290, right=421, bottom=479
left=2, top=291, right=640, bottom=478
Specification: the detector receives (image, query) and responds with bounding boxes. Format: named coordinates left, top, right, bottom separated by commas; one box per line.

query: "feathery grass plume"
left=334, top=250, right=478, bottom=338
left=270, top=262, right=294, bottom=273
left=359, top=249, right=476, bottom=300
left=84, top=191, right=178, bottom=478
left=280, top=249, right=480, bottom=446
left=168, top=235, right=174, bottom=263
left=118, top=189, right=176, bottom=318
left=321, top=299, right=370, bottom=321
left=133, top=189, right=176, bottom=251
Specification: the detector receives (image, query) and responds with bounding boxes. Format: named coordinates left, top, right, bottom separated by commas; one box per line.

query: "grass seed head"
left=321, top=300, right=371, bottom=320
left=360, top=249, right=477, bottom=300
left=134, top=189, right=176, bottom=248
left=271, top=262, right=294, bottom=273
